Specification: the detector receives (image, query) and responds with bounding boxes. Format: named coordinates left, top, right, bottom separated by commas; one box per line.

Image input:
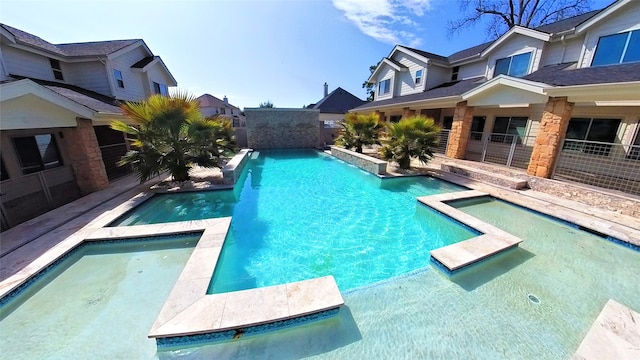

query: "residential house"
left=352, top=0, right=640, bottom=195
left=0, top=23, right=177, bottom=230
left=308, top=83, right=366, bottom=146
left=197, top=94, right=247, bottom=147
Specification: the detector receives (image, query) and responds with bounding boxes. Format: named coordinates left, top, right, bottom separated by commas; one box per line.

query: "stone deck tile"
left=573, top=299, right=640, bottom=360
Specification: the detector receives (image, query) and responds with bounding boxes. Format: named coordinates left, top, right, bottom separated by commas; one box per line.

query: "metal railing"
left=434, top=130, right=450, bottom=154
left=553, top=139, right=640, bottom=195
left=481, top=133, right=536, bottom=170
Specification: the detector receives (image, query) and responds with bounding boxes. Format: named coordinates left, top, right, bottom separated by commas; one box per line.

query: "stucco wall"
left=245, top=109, right=320, bottom=149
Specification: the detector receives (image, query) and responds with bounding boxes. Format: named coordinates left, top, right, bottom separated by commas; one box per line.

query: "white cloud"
left=333, top=0, right=432, bottom=46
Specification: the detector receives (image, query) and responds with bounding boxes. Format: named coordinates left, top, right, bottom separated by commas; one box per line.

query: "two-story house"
left=0, top=23, right=177, bottom=230
left=196, top=94, right=247, bottom=147
left=353, top=0, right=640, bottom=196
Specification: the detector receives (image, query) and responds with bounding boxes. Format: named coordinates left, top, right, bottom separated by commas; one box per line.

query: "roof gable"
left=576, top=0, right=633, bottom=34
left=197, top=94, right=240, bottom=110
left=312, top=87, right=365, bottom=114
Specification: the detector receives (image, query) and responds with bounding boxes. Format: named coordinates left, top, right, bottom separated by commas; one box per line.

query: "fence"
left=434, top=130, right=450, bottom=154
left=553, top=139, right=640, bottom=195
left=480, top=133, right=536, bottom=170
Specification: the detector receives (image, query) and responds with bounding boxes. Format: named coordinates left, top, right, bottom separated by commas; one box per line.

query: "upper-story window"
left=49, top=59, right=64, bottom=81
left=415, top=70, right=423, bottom=85
left=153, top=82, right=168, bottom=96
left=451, top=66, right=460, bottom=81
left=494, top=52, right=532, bottom=77
left=12, top=134, right=63, bottom=174
left=378, top=79, right=391, bottom=95
left=591, top=30, right=640, bottom=66
left=114, top=69, right=125, bottom=89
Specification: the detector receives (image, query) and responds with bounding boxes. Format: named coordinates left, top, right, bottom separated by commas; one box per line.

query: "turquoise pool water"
left=0, top=235, right=197, bottom=359
left=112, top=149, right=476, bottom=293
left=159, top=197, right=640, bottom=359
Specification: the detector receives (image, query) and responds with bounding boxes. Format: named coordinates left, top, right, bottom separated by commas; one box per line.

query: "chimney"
left=323, top=82, right=328, bottom=97
left=223, top=95, right=228, bottom=104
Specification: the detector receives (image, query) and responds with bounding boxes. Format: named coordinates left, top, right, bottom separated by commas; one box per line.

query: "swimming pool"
left=160, top=196, right=640, bottom=359
left=0, top=235, right=198, bottom=358
left=112, top=149, right=477, bottom=293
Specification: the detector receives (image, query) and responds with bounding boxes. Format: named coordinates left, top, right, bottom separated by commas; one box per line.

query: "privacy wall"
left=245, top=109, right=320, bottom=149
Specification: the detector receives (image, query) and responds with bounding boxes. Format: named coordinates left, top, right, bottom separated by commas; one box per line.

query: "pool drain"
left=528, top=294, right=540, bottom=304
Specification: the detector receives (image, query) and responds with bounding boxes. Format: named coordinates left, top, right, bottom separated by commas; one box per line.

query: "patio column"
left=446, top=101, right=474, bottom=159
left=65, top=118, right=110, bottom=195
left=374, top=110, right=386, bottom=122
left=402, top=107, right=416, bottom=119
left=527, top=97, right=574, bottom=178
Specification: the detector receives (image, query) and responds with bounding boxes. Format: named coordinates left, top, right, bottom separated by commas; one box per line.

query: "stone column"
left=445, top=101, right=474, bottom=159
left=374, top=110, right=386, bottom=122
left=402, top=107, right=416, bottom=119
left=527, top=97, right=574, bottom=178
left=65, top=118, right=110, bottom=195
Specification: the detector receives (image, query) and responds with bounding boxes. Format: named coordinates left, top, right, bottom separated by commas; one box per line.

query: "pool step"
left=418, top=190, right=523, bottom=273
left=573, top=299, right=640, bottom=360
left=441, top=162, right=528, bottom=190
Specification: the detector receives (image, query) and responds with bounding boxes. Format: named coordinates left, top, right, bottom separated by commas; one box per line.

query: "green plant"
left=379, top=116, right=441, bottom=169
left=335, top=112, right=383, bottom=153
left=110, top=91, right=235, bottom=182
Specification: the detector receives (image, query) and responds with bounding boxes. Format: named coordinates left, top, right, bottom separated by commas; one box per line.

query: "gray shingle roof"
left=399, top=46, right=448, bottom=62
left=351, top=77, right=485, bottom=111
left=311, top=87, right=365, bottom=114
left=9, top=75, right=123, bottom=113
left=447, top=41, right=494, bottom=63
left=524, top=62, right=640, bottom=86
left=1, top=23, right=139, bottom=57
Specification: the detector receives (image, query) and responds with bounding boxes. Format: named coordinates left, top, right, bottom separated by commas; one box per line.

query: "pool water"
left=0, top=236, right=197, bottom=359
left=158, top=197, right=640, bottom=359
left=112, top=149, right=476, bottom=293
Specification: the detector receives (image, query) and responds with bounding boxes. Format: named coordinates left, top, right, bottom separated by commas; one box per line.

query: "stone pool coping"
left=417, top=190, right=523, bottom=272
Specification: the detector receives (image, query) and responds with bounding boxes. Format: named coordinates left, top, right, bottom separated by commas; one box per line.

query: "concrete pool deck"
left=1, top=151, right=639, bottom=353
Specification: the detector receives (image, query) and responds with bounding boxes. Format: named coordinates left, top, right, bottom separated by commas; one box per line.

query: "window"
left=378, top=79, right=391, bottom=95
left=564, top=118, right=621, bottom=155
left=1, top=157, right=9, bottom=181
left=491, top=116, right=528, bottom=143
left=470, top=116, right=486, bottom=140
left=442, top=116, right=453, bottom=130
left=153, top=82, right=168, bottom=96
left=415, top=69, right=423, bottom=85
left=12, top=134, right=63, bottom=174
left=221, top=108, right=227, bottom=115
left=390, top=115, right=402, bottom=123
left=592, top=30, right=640, bottom=66
left=451, top=66, right=459, bottom=81
left=114, top=69, right=125, bottom=88
left=493, top=52, right=532, bottom=77
left=49, top=58, right=64, bottom=81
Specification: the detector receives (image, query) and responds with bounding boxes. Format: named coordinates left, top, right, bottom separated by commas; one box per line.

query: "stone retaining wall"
left=222, top=149, right=251, bottom=185
left=331, top=146, right=387, bottom=175
left=245, top=109, right=320, bottom=149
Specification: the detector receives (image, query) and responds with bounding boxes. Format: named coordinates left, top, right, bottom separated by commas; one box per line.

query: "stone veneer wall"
left=245, top=109, right=320, bottom=149
left=222, top=149, right=251, bottom=185
left=331, top=146, right=387, bottom=175
left=64, top=118, right=110, bottom=195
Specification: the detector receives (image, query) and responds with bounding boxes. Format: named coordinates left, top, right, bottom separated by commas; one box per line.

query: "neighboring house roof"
left=352, top=77, right=485, bottom=111
left=197, top=94, right=240, bottom=111
left=311, top=87, right=366, bottom=114
left=10, top=75, right=122, bottom=113
left=524, top=62, right=640, bottom=86
left=1, top=23, right=139, bottom=57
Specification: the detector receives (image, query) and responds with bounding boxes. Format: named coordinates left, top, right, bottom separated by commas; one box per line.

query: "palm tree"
left=379, top=116, right=441, bottom=169
left=335, top=112, right=383, bottom=153
left=110, top=91, right=235, bottom=182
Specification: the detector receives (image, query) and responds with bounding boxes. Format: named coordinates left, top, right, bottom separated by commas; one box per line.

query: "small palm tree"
left=335, top=112, right=383, bottom=153
left=111, top=91, right=235, bottom=182
left=379, top=116, right=441, bottom=169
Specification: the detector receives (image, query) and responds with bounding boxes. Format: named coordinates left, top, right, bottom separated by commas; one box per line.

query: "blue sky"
left=1, top=0, right=613, bottom=109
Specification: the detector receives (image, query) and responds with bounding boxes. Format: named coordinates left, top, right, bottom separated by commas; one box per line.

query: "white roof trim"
left=368, top=58, right=405, bottom=83
left=480, top=26, right=551, bottom=56
left=0, top=79, right=96, bottom=118
left=0, top=26, right=16, bottom=43
left=349, top=95, right=461, bottom=112
left=576, top=0, right=632, bottom=34
left=395, top=46, right=434, bottom=65
left=462, top=75, right=550, bottom=99
left=107, top=40, right=150, bottom=60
